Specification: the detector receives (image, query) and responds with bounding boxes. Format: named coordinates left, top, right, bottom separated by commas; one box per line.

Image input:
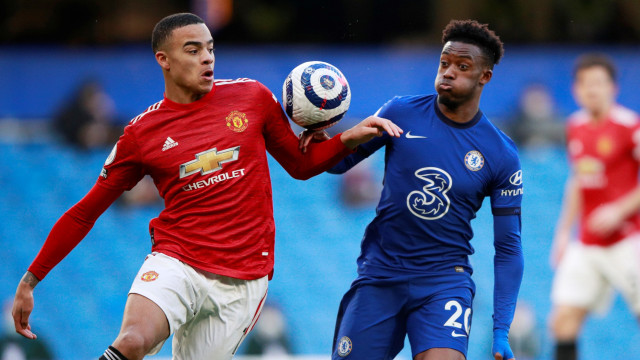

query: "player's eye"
left=440, top=60, right=448, bottom=67
left=208, top=48, right=214, bottom=54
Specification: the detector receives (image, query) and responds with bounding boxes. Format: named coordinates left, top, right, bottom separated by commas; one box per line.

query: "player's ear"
left=479, top=68, right=492, bottom=86
left=155, top=51, right=170, bottom=70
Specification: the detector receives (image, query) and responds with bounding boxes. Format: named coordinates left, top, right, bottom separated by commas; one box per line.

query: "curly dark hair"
left=442, top=19, right=504, bottom=68
left=573, top=53, right=617, bottom=82
left=152, top=13, right=205, bottom=53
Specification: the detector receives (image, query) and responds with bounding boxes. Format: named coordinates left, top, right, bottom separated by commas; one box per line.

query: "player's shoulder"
left=127, top=100, right=165, bottom=128
left=214, top=77, right=259, bottom=87
left=492, top=121, right=519, bottom=154
left=568, top=105, right=640, bottom=129
left=377, top=94, right=436, bottom=116
left=214, top=77, right=266, bottom=93
left=609, top=104, right=640, bottom=128
left=567, top=109, right=590, bottom=128
left=214, top=78, right=275, bottom=100
left=386, top=94, right=436, bottom=107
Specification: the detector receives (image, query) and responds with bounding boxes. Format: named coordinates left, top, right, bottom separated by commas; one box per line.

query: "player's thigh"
left=115, top=293, right=170, bottom=351
left=172, top=274, right=268, bottom=360
left=601, top=236, right=640, bottom=314
left=127, top=252, right=200, bottom=355
left=551, top=243, right=611, bottom=312
left=332, top=282, right=407, bottom=360
left=406, top=284, right=473, bottom=358
left=415, top=347, right=466, bottom=360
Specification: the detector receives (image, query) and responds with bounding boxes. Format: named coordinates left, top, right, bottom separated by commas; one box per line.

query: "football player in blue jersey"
left=327, top=19, right=523, bottom=360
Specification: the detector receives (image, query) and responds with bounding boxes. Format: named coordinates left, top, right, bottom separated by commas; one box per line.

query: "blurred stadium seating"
left=2, top=46, right=640, bottom=359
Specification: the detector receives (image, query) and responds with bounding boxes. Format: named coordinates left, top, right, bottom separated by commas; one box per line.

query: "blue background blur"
left=1, top=43, right=640, bottom=360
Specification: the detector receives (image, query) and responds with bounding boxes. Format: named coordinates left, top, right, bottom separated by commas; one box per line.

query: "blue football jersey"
left=331, top=94, right=523, bottom=276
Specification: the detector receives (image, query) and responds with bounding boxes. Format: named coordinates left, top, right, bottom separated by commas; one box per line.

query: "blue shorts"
left=332, top=271, right=475, bottom=360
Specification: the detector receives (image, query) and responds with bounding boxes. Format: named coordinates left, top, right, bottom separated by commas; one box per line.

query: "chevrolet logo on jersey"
left=180, top=146, right=240, bottom=178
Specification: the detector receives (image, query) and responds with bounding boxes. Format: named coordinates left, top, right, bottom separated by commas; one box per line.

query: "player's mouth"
left=201, top=69, right=214, bottom=82
left=438, top=82, right=453, bottom=91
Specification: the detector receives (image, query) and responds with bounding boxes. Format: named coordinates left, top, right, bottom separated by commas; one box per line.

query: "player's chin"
left=197, top=81, right=214, bottom=93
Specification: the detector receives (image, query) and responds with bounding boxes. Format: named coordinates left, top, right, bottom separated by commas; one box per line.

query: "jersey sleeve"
left=96, top=125, right=145, bottom=191
left=27, top=184, right=123, bottom=280
left=327, top=99, right=396, bottom=174
left=259, top=84, right=354, bottom=180
left=492, top=213, right=524, bottom=336
left=489, top=144, right=523, bottom=216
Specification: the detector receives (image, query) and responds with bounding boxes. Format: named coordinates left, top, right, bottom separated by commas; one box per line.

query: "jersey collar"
left=162, top=84, right=217, bottom=111
left=433, top=99, right=483, bottom=129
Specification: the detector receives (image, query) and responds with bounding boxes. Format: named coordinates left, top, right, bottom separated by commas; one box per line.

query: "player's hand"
left=587, top=203, right=624, bottom=238
left=340, top=116, right=403, bottom=150
left=492, top=331, right=515, bottom=360
left=298, top=129, right=330, bottom=153
left=549, top=228, right=571, bottom=269
left=12, top=272, right=39, bottom=339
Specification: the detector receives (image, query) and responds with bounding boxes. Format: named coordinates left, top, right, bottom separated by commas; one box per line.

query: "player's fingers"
left=302, top=134, right=314, bottom=153
left=494, top=352, right=504, bottom=360
left=298, top=131, right=313, bottom=153
left=380, top=120, right=403, bottom=137
left=13, top=309, right=36, bottom=339
left=371, top=121, right=397, bottom=138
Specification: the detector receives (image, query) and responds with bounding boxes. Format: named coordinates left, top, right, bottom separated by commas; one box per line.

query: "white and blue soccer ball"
left=283, top=61, right=351, bottom=130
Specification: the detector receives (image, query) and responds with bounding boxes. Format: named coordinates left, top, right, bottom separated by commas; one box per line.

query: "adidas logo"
left=162, top=137, right=179, bottom=151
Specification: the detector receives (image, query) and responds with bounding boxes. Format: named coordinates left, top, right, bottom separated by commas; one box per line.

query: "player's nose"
left=203, top=51, right=214, bottom=65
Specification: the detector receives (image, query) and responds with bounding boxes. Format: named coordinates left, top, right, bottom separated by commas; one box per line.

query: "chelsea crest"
left=464, top=150, right=484, bottom=171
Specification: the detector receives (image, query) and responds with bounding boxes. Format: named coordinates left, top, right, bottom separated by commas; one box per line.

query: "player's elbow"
left=289, top=170, right=315, bottom=180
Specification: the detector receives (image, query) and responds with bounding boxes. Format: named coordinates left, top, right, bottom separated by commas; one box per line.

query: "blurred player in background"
left=550, top=54, right=640, bottom=360
left=10, top=12, right=402, bottom=360
left=327, top=19, right=523, bottom=360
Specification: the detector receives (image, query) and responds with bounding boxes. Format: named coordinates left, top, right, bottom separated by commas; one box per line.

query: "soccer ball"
left=283, top=61, right=351, bottom=131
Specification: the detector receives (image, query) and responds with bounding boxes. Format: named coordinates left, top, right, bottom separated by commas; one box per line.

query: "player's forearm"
left=277, top=134, right=354, bottom=180
left=492, top=215, right=524, bottom=332
left=28, top=183, right=122, bottom=280
left=19, top=271, right=40, bottom=289
left=555, top=176, right=580, bottom=233
left=493, top=250, right=524, bottom=332
left=611, top=185, right=640, bottom=219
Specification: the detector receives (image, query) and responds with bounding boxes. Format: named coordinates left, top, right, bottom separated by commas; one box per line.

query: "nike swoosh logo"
left=405, top=131, right=427, bottom=139
left=451, top=330, right=467, bottom=338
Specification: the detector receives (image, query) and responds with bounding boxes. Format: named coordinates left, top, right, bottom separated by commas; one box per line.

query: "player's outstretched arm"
left=493, top=214, right=523, bottom=360
left=550, top=176, right=580, bottom=268
left=587, top=184, right=640, bottom=237
left=12, top=271, right=40, bottom=339
left=340, top=116, right=403, bottom=149
left=11, top=184, right=123, bottom=339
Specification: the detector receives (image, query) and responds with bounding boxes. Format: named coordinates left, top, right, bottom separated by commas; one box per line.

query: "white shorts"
left=551, top=235, right=640, bottom=315
left=129, top=252, right=268, bottom=360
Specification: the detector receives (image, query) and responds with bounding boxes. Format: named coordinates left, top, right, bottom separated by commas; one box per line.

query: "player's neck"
left=437, top=98, right=480, bottom=124
left=587, top=103, right=613, bottom=124
left=164, top=83, right=208, bottom=104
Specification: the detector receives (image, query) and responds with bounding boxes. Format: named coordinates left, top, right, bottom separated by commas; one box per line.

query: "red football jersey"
left=95, top=78, right=351, bottom=280
left=567, top=104, right=640, bottom=246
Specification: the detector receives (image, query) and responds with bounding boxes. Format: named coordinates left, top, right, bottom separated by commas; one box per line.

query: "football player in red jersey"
left=550, top=54, right=640, bottom=360
left=11, top=13, right=402, bottom=360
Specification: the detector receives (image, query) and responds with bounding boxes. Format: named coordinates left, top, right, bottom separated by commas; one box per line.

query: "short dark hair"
left=152, top=13, right=205, bottom=53
left=442, top=19, right=504, bottom=68
left=573, top=53, right=617, bottom=83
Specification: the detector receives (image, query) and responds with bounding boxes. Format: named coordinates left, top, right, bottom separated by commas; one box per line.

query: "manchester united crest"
left=141, top=271, right=159, bottom=282
left=226, top=111, right=249, bottom=132
left=596, top=136, right=613, bottom=156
